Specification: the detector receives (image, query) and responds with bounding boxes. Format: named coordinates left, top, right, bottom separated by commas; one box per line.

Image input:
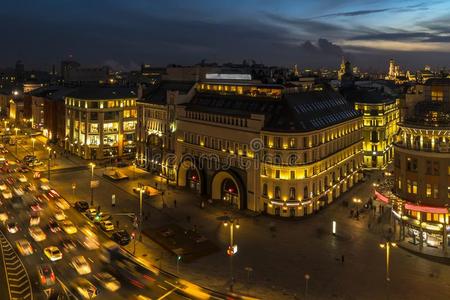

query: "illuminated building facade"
left=64, top=87, right=137, bottom=160
left=174, top=79, right=364, bottom=217
left=136, top=81, right=195, bottom=180
left=391, top=78, right=450, bottom=253
left=351, top=90, right=399, bottom=168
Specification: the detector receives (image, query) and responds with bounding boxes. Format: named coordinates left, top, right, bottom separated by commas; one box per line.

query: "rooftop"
left=424, top=77, right=450, bottom=86
left=139, top=81, right=194, bottom=105
left=341, top=88, right=395, bottom=104
left=184, top=88, right=361, bottom=132
left=66, top=86, right=137, bottom=100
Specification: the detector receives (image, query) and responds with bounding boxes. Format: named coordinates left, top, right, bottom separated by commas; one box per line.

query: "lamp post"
left=89, top=163, right=96, bottom=206
left=379, top=241, right=396, bottom=282
left=353, top=197, right=362, bottom=219
left=133, top=161, right=136, bottom=180
left=223, top=217, right=240, bottom=292
left=47, top=147, right=51, bottom=180
left=138, top=183, right=143, bottom=242
left=14, top=127, right=19, bottom=154
left=31, top=138, right=35, bottom=156
left=304, top=273, right=310, bottom=299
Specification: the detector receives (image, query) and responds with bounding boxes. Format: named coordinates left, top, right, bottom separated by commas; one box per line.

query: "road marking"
left=157, top=287, right=178, bottom=300
left=158, top=284, right=168, bottom=290
left=0, top=230, right=33, bottom=300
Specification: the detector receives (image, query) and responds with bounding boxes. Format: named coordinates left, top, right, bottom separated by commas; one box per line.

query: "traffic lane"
left=0, top=230, right=11, bottom=300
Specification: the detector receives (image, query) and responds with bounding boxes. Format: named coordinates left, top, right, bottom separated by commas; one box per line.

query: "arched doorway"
left=221, top=178, right=239, bottom=206
left=211, top=170, right=245, bottom=209
left=186, top=168, right=201, bottom=193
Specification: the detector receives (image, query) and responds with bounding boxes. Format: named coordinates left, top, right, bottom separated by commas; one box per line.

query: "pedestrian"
left=116, top=220, right=119, bottom=228
left=173, top=199, right=177, bottom=208
left=341, top=255, right=345, bottom=263
left=111, top=194, right=116, bottom=208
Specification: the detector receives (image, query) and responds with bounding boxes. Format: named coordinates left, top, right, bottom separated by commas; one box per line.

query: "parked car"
left=112, top=230, right=131, bottom=245
left=100, top=220, right=114, bottom=232
left=75, top=201, right=89, bottom=212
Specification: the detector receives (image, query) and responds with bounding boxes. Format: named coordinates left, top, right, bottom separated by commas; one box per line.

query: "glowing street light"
left=379, top=241, right=397, bottom=282
left=89, top=162, right=96, bottom=205
left=353, top=197, right=362, bottom=219
left=223, top=217, right=240, bottom=292
left=47, top=147, right=52, bottom=180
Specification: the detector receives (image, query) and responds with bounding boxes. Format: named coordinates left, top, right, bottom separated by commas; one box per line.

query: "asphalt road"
left=0, top=143, right=205, bottom=300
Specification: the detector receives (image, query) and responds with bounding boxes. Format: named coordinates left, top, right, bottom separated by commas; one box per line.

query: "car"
left=100, top=220, right=114, bottom=232
left=23, top=155, right=36, bottom=162
left=0, top=211, right=8, bottom=223
left=29, top=160, right=43, bottom=167
left=2, top=190, right=12, bottom=199
left=55, top=199, right=70, bottom=210
left=29, top=213, right=40, bottom=226
left=61, top=220, right=77, bottom=234
left=79, top=226, right=99, bottom=250
left=112, top=230, right=131, bottom=245
left=18, top=167, right=30, bottom=173
left=70, top=256, right=91, bottom=275
left=38, top=264, right=56, bottom=286
left=72, top=278, right=98, bottom=299
left=7, top=222, right=19, bottom=233
left=93, top=272, right=120, bottom=292
left=116, top=161, right=129, bottom=168
left=99, top=213, right=112, bottom=222
left=44, top=246, right=63, bottom=261
left=54, top=210, right=66, bottom=221
left=75, top=201, right=89, bottom=212
left=25, top=183, right=36, bottom=192
left=47, top=189, right=60, bottom=199
left=17, top=174, right=27, bottom=183
left=16, top=239, right=33, bottom=256
left=39, top=178, right=50, bottom=190
left=29, top=226, right=46, bottom=242
left=6, top=177, right=15, bottom=185
left=13, top=187, right=24, bottom=196
left=85, top=208, right=97, bottom=219
left=29, top=201, right=42, bottom=212
left=61, top=238, right=78, bottom=252
left=36, top=193, right=50, bottom=203
left=48, top=219, right=61, bottom=233
left=0, top=182, right=7, bottom=191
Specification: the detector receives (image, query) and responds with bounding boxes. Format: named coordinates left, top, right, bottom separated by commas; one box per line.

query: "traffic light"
left=177, top=255, right=181, bottom=261
left=95, top=212, right=101, bottom=221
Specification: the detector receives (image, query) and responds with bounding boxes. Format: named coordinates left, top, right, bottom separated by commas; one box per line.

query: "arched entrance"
left=177, top=157, right=204, bottom=194
left=221, top=178, right=239, bottom=206
left=187, top=168, right=201, bottom=192
left=211, top=170, right=245, bottom=209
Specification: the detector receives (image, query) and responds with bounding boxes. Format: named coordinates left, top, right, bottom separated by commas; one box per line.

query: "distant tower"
left=293, top=64, right=299, bottom=77
left=388, top=59, right=396, bottom=80
left=338, top=57, right=346, bottom=80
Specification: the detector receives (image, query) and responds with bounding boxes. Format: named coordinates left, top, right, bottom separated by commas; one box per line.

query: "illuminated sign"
left=205, top=73, right=252, bottom=80
left=404, top=203, right=448, bottom=214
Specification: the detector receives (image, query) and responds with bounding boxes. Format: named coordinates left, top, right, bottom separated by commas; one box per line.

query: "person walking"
left=341, top=255, right=345, bottom=264
left=173, top=199, right=177, bottom=208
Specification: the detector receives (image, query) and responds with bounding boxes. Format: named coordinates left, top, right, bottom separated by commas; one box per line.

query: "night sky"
left=2, top=0, right=450, bottom=71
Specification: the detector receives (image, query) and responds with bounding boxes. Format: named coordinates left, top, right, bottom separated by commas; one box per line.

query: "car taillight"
left=41, top=275, right=46, bottom=284
left=50, top=273, right=55, bottom=281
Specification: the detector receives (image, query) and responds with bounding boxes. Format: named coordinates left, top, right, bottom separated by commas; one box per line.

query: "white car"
left=54, top=210, right=66, bottom=221
left=17, top=175, right=27, bottom=183
left=2, top=190, right=12, bottom=199
left=30, top=215, right=40, bottom=226
left=13, top=187, right=24, bottom=196
left=44, top=246, right=63, bottom=261
left=16, top=239, right=33, bottom=256
left=61, top=220, right=78, bottom=234
left=0, top=212, right=8, bottom=223
left=100, top=220, right=114, bottom=232
left=7, top=222, right=19, bottom=233
left=93, top=272, right=120, bottom=292
left=29, top=226, right=46, bottom=242
left=0, top=183, right=7, bottom=191
left=71, top=256, right=91, bottom=275
left=55, top=199, right=70, bottom=210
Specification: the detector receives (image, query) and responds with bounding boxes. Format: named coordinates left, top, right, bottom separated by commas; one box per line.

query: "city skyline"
left=2, top=0, right=450, bottom=71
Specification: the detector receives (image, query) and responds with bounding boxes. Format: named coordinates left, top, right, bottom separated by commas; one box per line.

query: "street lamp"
left=353, top=197, right=362, bottom=219
left=223, top=217, right=240, bottom=292
left=304, top=273, right=310, bottom=299
left=47, top=147, right=51, bottom=180
left=14, top=127, right=19, bottom=154
left=133, top=161, right=136, bottom=180
left=138, top=183, right=144, bottom=242
left=379, top=241, right=397, bottom=282
left=31, top=138, right=35, bottom=156
left=89, top=163, right=96, bottom=206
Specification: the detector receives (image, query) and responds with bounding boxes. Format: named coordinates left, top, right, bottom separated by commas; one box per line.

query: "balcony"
left=394, top=141, right=450, bottom=153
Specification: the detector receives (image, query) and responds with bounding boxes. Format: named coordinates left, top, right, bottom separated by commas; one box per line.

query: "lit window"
left=412, top=181, right=417, bottom=194
left=426, top=184, right=432, bottom=197
left=275, top=170, right=280, bottom=179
